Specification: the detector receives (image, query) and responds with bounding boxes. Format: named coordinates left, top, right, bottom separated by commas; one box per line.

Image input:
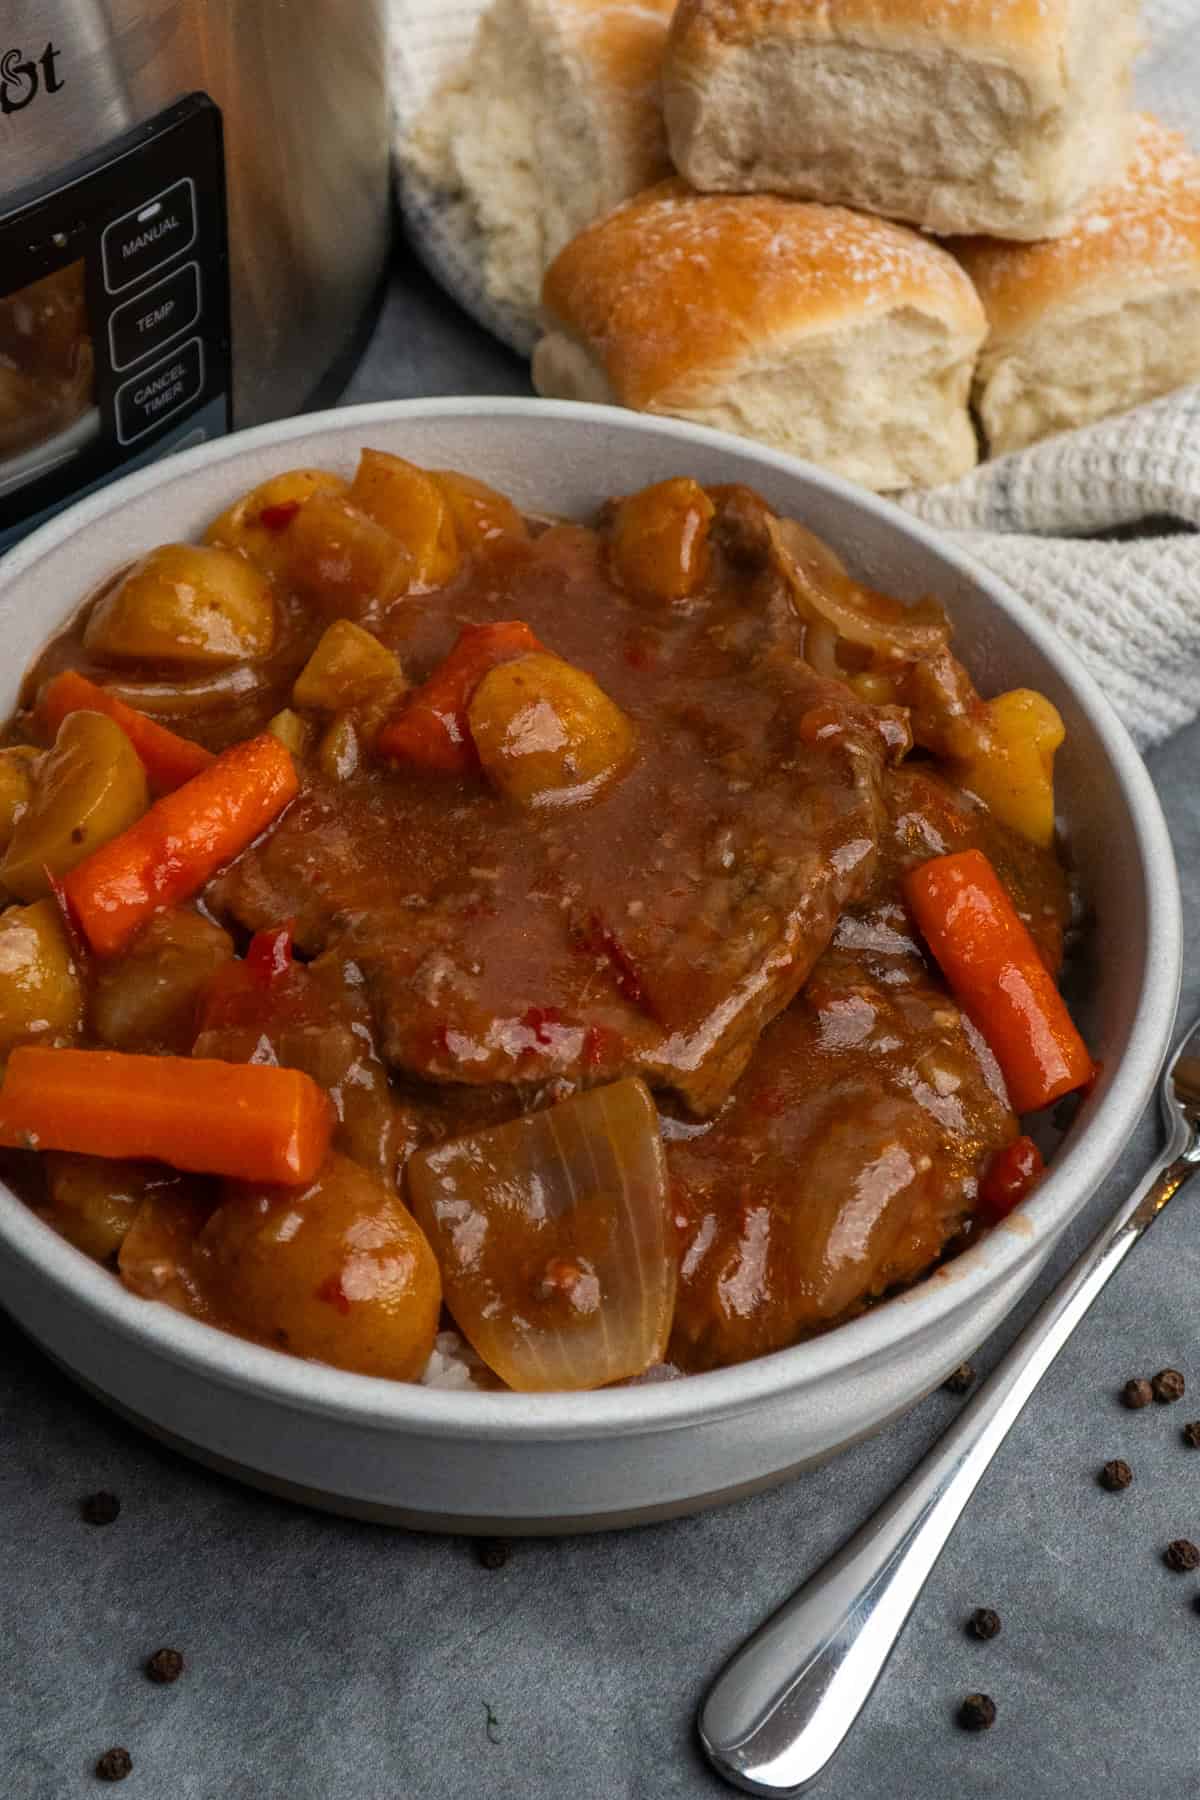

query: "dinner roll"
left=955, top=118, right=1200, bottom=455
left=662, top=0, right=1141, bottom=241
left=534, top=183, right=987, bottom=493
left=401, top=0, right=675, bottom=328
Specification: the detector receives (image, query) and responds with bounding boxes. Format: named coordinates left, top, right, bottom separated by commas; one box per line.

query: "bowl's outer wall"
left=0, top=402, right=1179, bottom=1528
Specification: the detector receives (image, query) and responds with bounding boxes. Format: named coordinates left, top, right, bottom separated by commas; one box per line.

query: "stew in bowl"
left=0, top=451, right=1091, bottom=1392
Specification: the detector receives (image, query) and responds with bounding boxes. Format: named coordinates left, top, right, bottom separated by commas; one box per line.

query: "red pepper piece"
left=377, top=620, right=544, bottom=774
left=244, top=921, right=295, bottom=986
left=520, top=1005, right=564, bottom=1047
left=258, top=500, right=302, bottom=533
left=315, top=1274, right=351, bottom=1315
left=979, top=1135, right=1045, bottom=1222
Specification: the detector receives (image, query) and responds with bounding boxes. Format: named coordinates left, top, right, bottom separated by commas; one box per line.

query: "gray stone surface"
left=3, top=253, right=1199, bottom=1799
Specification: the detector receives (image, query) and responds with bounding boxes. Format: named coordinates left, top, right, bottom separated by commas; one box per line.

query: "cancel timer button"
left=108, top=263, right=201, bottom=371
left=115, top=338, right=205, bottom=444
left=102, top=178, right=197, bottom=294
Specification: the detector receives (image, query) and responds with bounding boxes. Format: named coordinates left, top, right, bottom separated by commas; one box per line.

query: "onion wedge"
left=99, top=664, right=265, bottom=715
left=765, top=516, right=949, bottom=660
left=406, top=1078, right=676, bottom=1392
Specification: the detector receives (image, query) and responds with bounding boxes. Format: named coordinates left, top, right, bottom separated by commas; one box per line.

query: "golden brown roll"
left=534, top=182, right=987, bottom=492
left=401, top=0, right=676, bottom=327
left=955, top=117, right=1200, bottom=454
left=662, top=0, right=1141, bottom=241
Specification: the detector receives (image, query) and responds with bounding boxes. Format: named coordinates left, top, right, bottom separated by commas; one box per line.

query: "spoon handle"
left=699, top=1150, right=1195, bottom=1796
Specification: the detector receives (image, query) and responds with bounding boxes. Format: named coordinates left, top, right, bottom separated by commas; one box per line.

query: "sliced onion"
left=406, top=1077, right=676, bottom=1392
left=99, top=663, right=265, bottom=715
left=765, top=516, right=950, bottom=660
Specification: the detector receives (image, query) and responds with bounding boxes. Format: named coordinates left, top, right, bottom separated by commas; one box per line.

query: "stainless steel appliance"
left=0, top=0, right=391, bottom=548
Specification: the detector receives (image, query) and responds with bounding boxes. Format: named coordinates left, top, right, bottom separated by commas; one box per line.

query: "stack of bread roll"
left=401, top=0, right=1200, bottom=493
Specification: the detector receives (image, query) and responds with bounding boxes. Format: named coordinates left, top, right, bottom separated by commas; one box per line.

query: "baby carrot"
left=63, top=732, right=298, bottom=957
left=903, top=847, right=1092, bottom=1115
left=0, top=1047, right=333, bottom=1184
left=377, top=620, right=542, bottom=772
left=39, top=669, right=215, bottom=793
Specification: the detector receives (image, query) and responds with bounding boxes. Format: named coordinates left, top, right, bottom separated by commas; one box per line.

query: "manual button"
left=102, top=178, right=197, bottom=294
left=108, top=262, right=201, bottom=371
left=116, top=337, right=205, bottom=444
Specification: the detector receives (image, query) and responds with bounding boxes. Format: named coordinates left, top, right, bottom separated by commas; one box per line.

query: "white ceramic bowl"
left=0, top=400, right=1181, bottom=1532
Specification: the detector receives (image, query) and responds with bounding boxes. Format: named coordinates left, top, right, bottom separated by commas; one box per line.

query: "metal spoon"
left=699, top=1015, right=1200, bottom=1796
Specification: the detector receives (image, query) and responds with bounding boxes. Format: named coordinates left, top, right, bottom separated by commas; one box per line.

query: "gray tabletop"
left=5, top=250, right=1200, bottom=1800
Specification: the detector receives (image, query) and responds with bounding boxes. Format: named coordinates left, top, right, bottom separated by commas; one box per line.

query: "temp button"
left=102, top=178, right=197, bottom=294
left=115, top=337, right=205, bottom=444
left=108, top=262, right=201, bottom=371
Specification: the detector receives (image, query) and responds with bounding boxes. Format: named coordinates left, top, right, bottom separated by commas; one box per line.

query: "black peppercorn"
left=1182, top=1421, right=1200, bottom=1448
left=95, top=1746, right=132, bottom=1782
left=1164, top=1538, right=1200, bottom=1572
left=1152, top=1368, right=1186, bottom=1404
left=943, top=1363, right=975, bottom=1396
left=475, top=1538, right=510, bottom=1571
left=145, top=1646, right=184, bottom=1685
left=81, top=1491, right=121, bottom=1526
left=967, top=1607, right=1001, bottom=1641
left=958, top=1693, right=997, bottom=1732
left=1121, top=1378, right=1153, bottom=1410
left=1099, top=1459, right=1133, bottom=1491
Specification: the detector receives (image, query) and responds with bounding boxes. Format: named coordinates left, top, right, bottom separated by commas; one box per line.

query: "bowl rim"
left=0, top=396, right=1182, bottom=1442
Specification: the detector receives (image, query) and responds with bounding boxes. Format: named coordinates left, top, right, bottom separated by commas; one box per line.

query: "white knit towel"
left=390, top=0, right=1200, bottom=748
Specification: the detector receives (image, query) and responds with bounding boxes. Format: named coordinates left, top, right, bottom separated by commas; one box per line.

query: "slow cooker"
left=0, top=0, right=391, bottom=551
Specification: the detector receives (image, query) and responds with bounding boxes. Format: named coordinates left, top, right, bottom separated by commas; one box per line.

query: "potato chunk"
left=84, top=543, right=276, bottom=666
left=0, top=899, right=82, bottom=1056
left=204, top=468, right=349, bottom=579
left=609, top=478, right=715, bottom=602
left=283, top=494, right=413, bottom=626
left=292, top=619, right=404, bottom=714
left=90, top=909, right=234, bottom=1053
left=42, top=1154, right=160, bottom=1264
left=194, top=1154, right=441, bottom=1380
left=956, top=689, right=1065, bottom=848
left=0, top=748, right=39, bottom=854
left=433, top=470, right=528, bottom=548
left=1, top=712, right=147, bottom=901
left=265, top=708, right=312, bottom=758
left=349, top=450, right=459, bottom=589
left=468, top=653, right=635, bottom=806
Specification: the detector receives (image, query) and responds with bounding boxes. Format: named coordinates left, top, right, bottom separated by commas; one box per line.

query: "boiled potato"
left=1, top=712, right=147, bottom=901
left=292, top=619, right=403, bottom=714
left=609, top=478, right=715, bottom=602
left=83, top=543, right=276, bottom=665
left=317, top=714, right=359, bottom=783
left=90, top=909, right=234, bottom=1053
left=956, top=689, right=1065, bottom=848
left=194, top=1153, right=441, bottom=1380
left=468, top=653, right=635, bottom=807
left=0, top=899, right=82, bottom=1056
left=433, top=470, right=528, bottom=549
left=0, top=747, right=39, bottom=853
left=283, top=494, right=413, bottom=627
left=266, top=708, right=312, bottom=758
left=349, top=450, right=459, bottom=589
left=42, top=1154, right=159, bottom=1264
left=205, top=468, right=348, bottom=579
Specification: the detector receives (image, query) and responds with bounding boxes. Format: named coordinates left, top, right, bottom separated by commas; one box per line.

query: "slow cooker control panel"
left=0, top=94, right=231, bottom=551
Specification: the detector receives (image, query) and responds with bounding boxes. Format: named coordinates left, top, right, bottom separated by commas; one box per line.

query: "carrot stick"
left=0, top=1047, right=332, bottom=1184
left=377, top=620, right=543, bottom=772
left=39, top=669, right=215, bottom=793
left=903, top=847, right=1092, bottom=1115
left=63, top=732, right=298, bottom=957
